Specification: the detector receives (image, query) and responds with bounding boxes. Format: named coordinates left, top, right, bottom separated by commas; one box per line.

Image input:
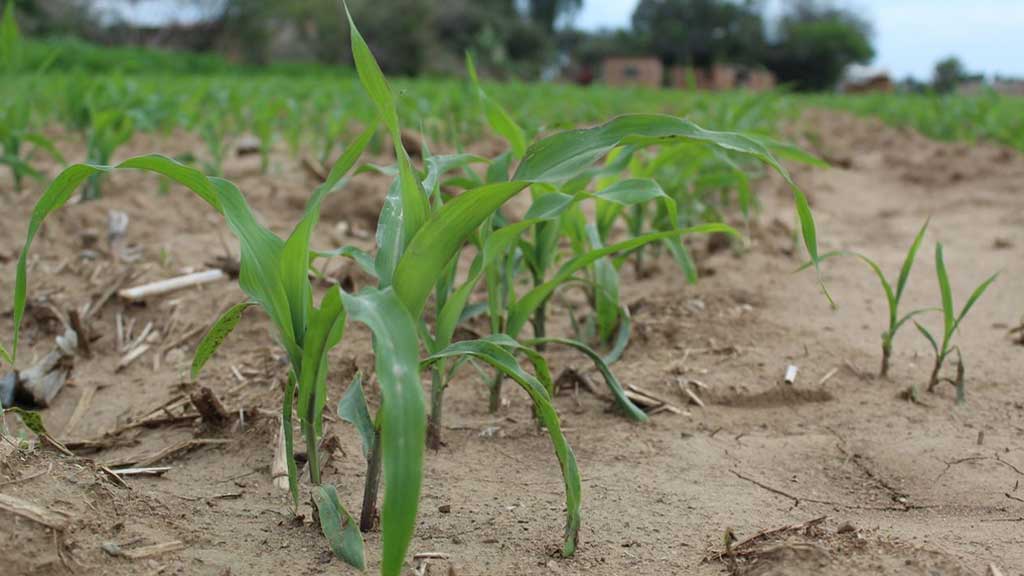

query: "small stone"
left=837, top=521, right=857, bottom=534
left=438, top=504, right=451, bottom=514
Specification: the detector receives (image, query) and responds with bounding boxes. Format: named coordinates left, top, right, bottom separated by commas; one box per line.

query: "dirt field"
left=2, top=110, right=1022, bottom=576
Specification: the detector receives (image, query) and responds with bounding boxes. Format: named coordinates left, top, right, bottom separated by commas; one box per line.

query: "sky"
left=575, top=0, right=1024, bottom=80
left=96, top=0, right=1024, bottom=81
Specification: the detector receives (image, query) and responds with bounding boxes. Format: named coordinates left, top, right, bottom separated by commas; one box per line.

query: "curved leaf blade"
left=423, top=339, right=581, bottom=556
left=341, top=287, right=424, bottom=576
left=313, top=484, right=366, bottom=571
left=191, top=301, right=256, bottom=380
left=524, top=336, right=647, bottom=422
left=338, top=372, right=375, bottom=459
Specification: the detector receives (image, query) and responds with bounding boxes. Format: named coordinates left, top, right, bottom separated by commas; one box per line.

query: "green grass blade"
left=23, top=133, right=66, bottom=165
left=313, top=484, right=366, bottom=570
left=0, top=342, right=11, bottom=366
left=297, top=286, right=346, bottom=449
left=895, top=219, right=929, bottom=301
left=507, top=224, right=738, bottom=337
left=191, top=301, right=256, bottom=380
left=585, top=226, right=620, bottom=344
left=0, top=0, right=23, bottom=72
left=466, top=52, right=527, bottom=158
left=393, top=181, right=529, bottom=317
left=341, top=287, right=424, bottom=576
left=892, top=308, right=939, bottom=334
left=280, top=124, right=374, bottom=347
left=525, top=337, right=647, bottom=422
left=345, top=5, right=428, bottom=243
left=914, top=321, right=940, bottom=356
left=11, top=163, right=105, bottom=364
left=603, top=302, right=632, bottom=365
left=374, top=179, right=404, bottom=287
left=313, top=245, right=378, bottom=279
left=338, top=372, right=375, bottom=459
left=211, top=178, right=300, bottom=365
left=952, top=272, right=999, bottom=335
left=934, top=243, right=954, bottom=340
left=118, top=155, right=222, bottom=211
left=512, top=114, right=828, bottom=303
left=423, top=153, right=488, bottom=196
left=424, top=339, right=581, bottom=555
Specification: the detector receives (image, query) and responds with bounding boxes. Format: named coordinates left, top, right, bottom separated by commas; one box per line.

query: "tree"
left=631, top=0, right=766, bottom=68
left=528, top=0, right=582, bottom=33
left=932, top=56, right=966, bottom=93
left=766, top=0, right=874, bottom=91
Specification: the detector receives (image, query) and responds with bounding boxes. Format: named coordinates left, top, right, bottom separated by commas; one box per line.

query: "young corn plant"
left=0, top=4, right=64, bottom=192
left=801, top=219, right=931, bottom=377
left=81, top=106, right=135, bottom=200
left=3, top=10, right=829, bottom=575
left=914, top=243, right=998, bottom=402
left=438, top=54, right=829, bottom=421
left=0, top=96, right=65, bottom=192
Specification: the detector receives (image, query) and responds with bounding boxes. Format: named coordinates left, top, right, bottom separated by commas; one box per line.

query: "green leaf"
left=0, top=342, right=10, bottom=366
left=507, top=224, right=738, bottom=337
left=341, top=287, right=424, bottom=576
left=424, top=338, right=581, bottom=556
left=603, top=302, right=632, bottom=366
left=313, top=245, right=378, bottom=279
left=212, top=178, right=300, bottom=365
left=313, top=484, right=366, bottom=571
left=512, top=114, right=828, bottom=304
left=280, top=124, right=374, bottom=348
left=191, top=301, right=256, bottom=381
left=118, top=155, right=222, bottom=211
left=895, top=219, right=929, bottom=302
left=466, top=52, right=527, bottom=158
left=893, top=308, right=938, bottom=335
left=23, top=133, right=65, bottom=165
left=374, top=179, right=404, bottom=287
left=524, top=336, right=647, bottom=422
left=914, top=321, right=940, bottom=356
left=346, top=5, right=428, bottom=244
left=0, top=0, right=23, bottom=72
left=423, top=153, right=489, bottom=196
left=952, top=272, right=999, bottom=336
left=516, top=115, right=783, bottom=184
left=935, top=243, right=955, bottom=341
left=394, top=181, right=529, bottom=317
left=4, top=407, right=48, bottom=436
left=297, top=286, right=347, bottom=467
left=585, top=226, right=620, bottom=344
left=338, top=372, right=375, bottom=459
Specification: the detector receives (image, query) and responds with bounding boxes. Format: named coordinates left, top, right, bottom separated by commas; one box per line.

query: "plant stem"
left=303, top=407, right=321, bottom=486
left=926, top=356, right=943, bottom=392
left=359, top=426, right=382, bottom=532
left=488, top=370, right=503, bottom=414
left=81, top=173, right=101, bottom=201
left=879, top=342, right=891, bottom=378
left=531, top=301, right=547, bottom=352
left=427, top=367, right=445, bottom=450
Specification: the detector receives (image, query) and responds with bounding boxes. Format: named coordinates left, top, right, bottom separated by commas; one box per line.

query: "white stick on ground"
left=272, top=418, right=289, bottom=490
left=118, top=269, right=227, bottom=302
left=784, top=364, right=799, bottom=385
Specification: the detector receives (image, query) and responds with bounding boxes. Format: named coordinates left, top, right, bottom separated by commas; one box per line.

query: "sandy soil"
left=1, top=110, right=1022, bottom=576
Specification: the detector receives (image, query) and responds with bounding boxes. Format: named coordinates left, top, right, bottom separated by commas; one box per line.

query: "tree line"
left=13, top=0, right=877, bottom=91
